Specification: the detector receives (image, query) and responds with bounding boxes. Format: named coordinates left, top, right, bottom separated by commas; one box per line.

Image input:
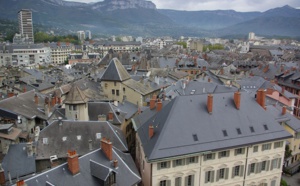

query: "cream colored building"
left=50, top=43, right=72, bottom=65
left=134, top=91, right=291, bottom=186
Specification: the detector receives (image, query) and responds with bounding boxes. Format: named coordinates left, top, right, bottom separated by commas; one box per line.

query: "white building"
left=249, top=32, right=256, bottom=40
left=0, top=43, right=51, bottom=67
left=134, top=91, right=291, bottom=186
left=49, top=42, right=73, bottom=65
left=85, top=30, right=92, bottom=40
left=77, top=31, right=85, bottom=42
left=18, top=9, right=34, bottom=43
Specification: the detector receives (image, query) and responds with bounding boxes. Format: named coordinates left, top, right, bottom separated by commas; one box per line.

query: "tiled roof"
left=101, top=58, right=131, bottom=82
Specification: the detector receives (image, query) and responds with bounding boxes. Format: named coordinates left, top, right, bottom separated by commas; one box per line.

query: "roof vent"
left=193, top=134, right=198, bottom=141
left=222, top=130, right=228, bottom=137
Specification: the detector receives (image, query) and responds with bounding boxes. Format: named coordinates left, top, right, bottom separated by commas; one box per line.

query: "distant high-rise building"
left=248, top=32, right=255, bottom=40
left=18, top=9, right=34, bottom=43
left=77, top=31, right=85, bottom=42
left=85, top=30, right=92, bottom=40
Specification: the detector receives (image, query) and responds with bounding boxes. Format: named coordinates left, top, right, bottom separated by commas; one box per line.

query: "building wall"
left=282, top=123, right=300, bottom=166
left=65, top=103, right=88, bottom=121
left=51, top=47, right=71, bottom=65
left=137, top=139, right=285, bottom=186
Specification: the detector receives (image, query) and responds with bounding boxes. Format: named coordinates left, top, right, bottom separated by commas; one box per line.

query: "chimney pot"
left=234, top=91, right=241, bottom=110
left=16, top=180, right=26, bottom=186
left=149, top=125, right=154, bottom=139
left=51, top=96, right=56, bottom=107
left=282, top=106, right=287, bottom=115
left=0, top=166, right=5, bottom=186
left=150, top=98, right=156, bottom=110
left=256, top=89, right=266, bottom=109
left=34, top=94, right=38, bottom=105
left=281, top=87, right=285, bottom=93
left=207, top=94, right=213, bottom=114
left=67, top=150, right=80, bottom=175
left=156, top=101, right=162, bottom=112
left=101, top=138, right=113, bottom=160
left=208, top=78, right=211, bottom=83
left=113, top=159, right=118, bottom=168
left=108, top=111, right=113, bottom=121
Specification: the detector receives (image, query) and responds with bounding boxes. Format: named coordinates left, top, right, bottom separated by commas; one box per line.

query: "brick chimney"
left=208, top=78, right=211, bottom=83
left=23, top=87, right=26, bottom=93
left=113, top=159, right=118, bottom=168
left=16, top=180, right=26, bottom=186
left=67, top=150, right=80, bottom=175
left=220, top=68, right=224, bottom=75
left=207, top=94, right=213, bottom=114
left=149, top=125, right=154, bottom=139
left=281, top=87, right=285, bottom=94
left=150, top=95, right=156, bottom=110
left=108, top=111, right=113, bottom=121
left=156, top=101, right=162, bottom=112
left=51, top=96, right=56, bottom=107
left=282, top=106, right=287, bottom=115
left=8, top=92, right=14, bottom=98
left=57, top=97, right=61, bottom=104
left=101, top=138, right=113, bottom=160
left=234, top=91, right=241, bottom=110
left=0, top=165, right=5, bottom=186
left=34, top=94, right=38, bottom=105
left=256, top=89, right=266, bottom=109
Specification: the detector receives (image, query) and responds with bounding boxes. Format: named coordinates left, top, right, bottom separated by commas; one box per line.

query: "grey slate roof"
left=36, top=120, right=128, bottom=160
left=2, top=143, right=36, bottom=181
left=101, top=58, right=131, bottom=82
left=135, top=92, right=292, bottom=161
left=24, top=148, right=140, bottom=186
left=123, top=79, right=157, bottom=95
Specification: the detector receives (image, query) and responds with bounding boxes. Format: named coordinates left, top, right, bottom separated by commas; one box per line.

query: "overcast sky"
left=66, top=0, right=300, bottom=12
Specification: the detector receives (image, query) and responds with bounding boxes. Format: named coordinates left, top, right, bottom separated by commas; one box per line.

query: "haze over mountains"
left=0, top=0, right=299, bottom=38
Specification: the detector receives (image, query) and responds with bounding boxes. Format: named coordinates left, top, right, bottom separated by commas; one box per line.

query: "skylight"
left=62, top=137, right=67, bottom=141
left=250, top=126, right=255, bottom=133
left=263, top=124, right=269, bottom=130
left=77, top=135, right=81, bottom=140
left=43, top=138, right=48, bottom=144
left=96, top=133, right=102, bottom=139
left=222, top=130, right=228, bottom=137
left=236, top=128, right=242, bottom=135
left=193, top=134, right=198, bottom=141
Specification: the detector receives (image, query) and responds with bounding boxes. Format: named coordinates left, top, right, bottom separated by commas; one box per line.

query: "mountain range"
left=0, top=0, right=299, bottom=38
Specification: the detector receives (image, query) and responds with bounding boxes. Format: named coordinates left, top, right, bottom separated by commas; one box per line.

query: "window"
left=173, top=159, right=184, bottom=167
left=116, top=90, right=119, bottom=96
left=222, top=130, right=228, bottom=137
left=187, top=157, right=198, bottom=164
left=62, top=137, right=67, bottom=141
left=43, top=138, right=48, bottom=144
left=270, top=158, right=281, bottom=170
left=185, top=175, right=194, bottom=186
left=205, top=171, right=214, bottom=183
left=160, top=180, right=167, bottom=186
left=112, top=89, right=115, bottom=95
left=253, top=146, right=258, bottom=153
left=219, top=151, right=229, bottom=158
left=69, top=105, right=77, bottom=111
left=219, top=168, right=225, bottom=179
left=236, top=128, right=242, bottom=135
left=261, top=161, right=267, bottom=171
left=96, top=133, right=101, bottom=139
left=263, top=124, right=269, bottom=130
left=114, top=82, right=117, bottom=86
left=250, top=126, right=255, bottom=133
left=192, top=134, right=198, bottom=141
left=249, top=163, right=255, bottom=174
left=234, top=166, right=240, bottom=176
left=204, top=153, right=215, bottom=161
left=232, top=165, right=244, bottom=178
left=158, top=161, right=170, bottom=170
left=271, top=180, right=276, bottom=186
left=274, top=141, right=283, bottom=148
left=123, top=87, right=125, bottom=92
left=175, top=177, right=181, bottom=186
left=262, top=143, right=271, bottom=151
left=235, top=148, right=245, bottom=155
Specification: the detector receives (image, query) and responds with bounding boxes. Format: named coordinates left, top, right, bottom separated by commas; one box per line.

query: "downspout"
left=243, top=146, right=249, bottom=186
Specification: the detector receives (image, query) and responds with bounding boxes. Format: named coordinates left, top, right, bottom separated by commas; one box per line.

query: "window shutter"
left=231, top=167, right=235, bottom=178
left=191, top=175, right=194, bottom=186
left=203, top=155, right=207, bottom=161
left=185, top=176, right=188, bottom=186
left=216, top=170, right=220, bottom=181
left=211, top=171, right=215, bottom=183
left=212, top=153, right=215, bottom=160
left=167, top=180, right=171, bottom=186
left=234, top=149, right=237, bottom=156
left=270, top=159, right=274, bottom=170
left=186, top=158, right=190, bottom=165
left=242, top=148, right=245, bottom=154
left=255, top=162, right=261, bottom=173
left=266, top=160, right=270, bottom=171
left=227, top=151, right=230, bottom=157
left=225, top=168, right=229, bottom=179
left=167, top=161, right=170, bottom=168
left=182, top=159, right=186, bottom=166
left=205, top=172, right=208, bottom=183
left=195, top=157, right=199, bottom=163
left=247, top=164, right=251, bottom=176
left=157, top=163, right=161, bottom=170
left=240, top=165, right=244, bottom=177
left=277, top=158, right=281, bottom=169
left=173, top=160, right=177, bottom=167
left=218, top=152, right=221, bottom=159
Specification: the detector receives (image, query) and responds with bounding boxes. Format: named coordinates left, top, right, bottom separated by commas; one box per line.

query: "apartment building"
left=134, top=90, right=291, bottom=186
left=49, top=42, right=72, bottom=65
left=18, top=9, right=34, bottom=43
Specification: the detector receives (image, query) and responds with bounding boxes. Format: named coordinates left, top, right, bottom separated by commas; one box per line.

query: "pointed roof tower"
left=101, top=58, right=131, bottom=82
left=64, top=86, right=89, bottom=104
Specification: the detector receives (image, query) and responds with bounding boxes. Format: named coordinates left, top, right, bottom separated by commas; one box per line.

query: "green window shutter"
left=173, top=160, right=177, bottom=167
left=270, top=159, right=274, bottom=170
left=195, top=157, right=199, bottom=163
left=234, top=149, right=237, bottom=156
left=182, top=159, right=186, bottom=166
left=240, top=165, right=244, bottom=177
left=205, top=171, right=208, bottom=183
left=157, top=163, right=161, bottom=170
left=203, top=155, right=207, bottom=161
left=167, top=161, right=171, bottom=168
left=277, top=158, right=281, bottom=169
left=167, top=180, right=171, bottom=186
left=211, top=171, right=215, bottom=183
left=266, top=160, right=270, bottom=171
left=186, top=158, right=190, bottom=165
left=218, top=152, right=221, bottom=159
left=231, top=167, right=235, bottom=178
left=185, top=176, right=188, bottom=186
left=216, top=170, right=220, bottom=181
left=227, top=151, right=230, bottom=157
left=247, top=164, right=251, bottom=176
left=191, top=175, right=194, bottom=186
left=212, top=153, right=215, bottom=160
left=225, top=168, right=229, bottom=179
left=242, top=148, right=245, bottom=154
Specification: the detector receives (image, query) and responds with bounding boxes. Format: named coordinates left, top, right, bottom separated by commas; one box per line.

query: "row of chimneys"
left=67, top=137, right=118, bottom=176
left=149, top=95, right=163, bottom=112
left=98, top=111, right=114, bottom=122
left=34, top=94, right=61, bottom=106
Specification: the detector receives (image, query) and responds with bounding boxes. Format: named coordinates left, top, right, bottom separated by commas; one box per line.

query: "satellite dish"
left=146, top=71, right=151, bottom=77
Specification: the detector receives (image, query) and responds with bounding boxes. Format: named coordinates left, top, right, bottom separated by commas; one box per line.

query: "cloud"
left=66, top=0, right=300, bottom=12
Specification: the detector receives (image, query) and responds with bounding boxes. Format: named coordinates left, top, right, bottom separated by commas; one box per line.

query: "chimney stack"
left=67, top=150, right=80, bottom=175
left=256, top=89, right=266, bottom=109
left=23, top=87, right=26, bottom=93
left=108, top=111, right=113, bottom=121
left=281, top=87, right=285, bottom=94
left=220, top=68, right=224, bottom=75
left=34, top=94, right=38, bottom=105
left=101, top=138, right=113, bottom=160
left=26, top=142, right=33, bottom=157
left=0, top=164, right=5, bottom=186
left=8, top=92, right=14, bottom=98
left=208, top=78, right=211, bottom=83
left=98, top=114, right=106, bottom=121
left=207, top=94, right=213, bottom=114
left=51, top=96, right=56, bottom=107
left=282, top=106, right=287, bottom=115
left=156, top=101, right=162, bottom=112
left=149, top=125, right=154, bottom=139
left=150, top=95, right=156, bottom=110
left=113, top=159, right=118, bottom=168
left=234, top=91, right=241, bottom=110
left=16, top=180, right=26, bottom=186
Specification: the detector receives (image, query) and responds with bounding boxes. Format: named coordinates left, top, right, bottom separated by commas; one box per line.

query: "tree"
left=176, top=42, right=187, bottom=48
left=285, top=145, right=292, bottom=160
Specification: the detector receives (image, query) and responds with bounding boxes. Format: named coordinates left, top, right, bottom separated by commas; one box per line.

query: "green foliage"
left=203, top=44, right=224, bottom=51
left=115, top=37, right=122, bottom=42
left=176, top=42, right=187, bottom=48
left=281, top=179, right=288, bottom=186
left=34, top=32, right=80, bottom=44
left=285, top=145, right=292, bottom=159
left=64, top=57, right=69, bottom=65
